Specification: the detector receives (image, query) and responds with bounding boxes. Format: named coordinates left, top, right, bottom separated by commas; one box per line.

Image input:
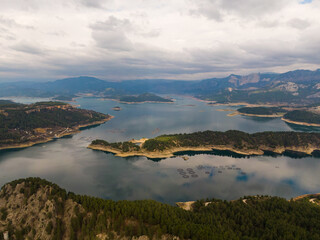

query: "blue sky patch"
left=300, top=0, right=312, bottom=4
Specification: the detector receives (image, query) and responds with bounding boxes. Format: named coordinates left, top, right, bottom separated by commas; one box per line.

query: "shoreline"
left=281, top=118, right=320, bottom=127
left=207, top=102, right=288, bottom=108
left=0, top=116, right=113, bottom=151
left=221, top=110, right=320, bottom=125
left=88, top=143, right=319, bottom=159
left=190, top=97, right=305, bottom=108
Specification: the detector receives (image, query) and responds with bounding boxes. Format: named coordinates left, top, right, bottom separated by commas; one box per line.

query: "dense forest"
left=0, top=101, right=109, bottom=146
left=0, top=178, right=320, bottom=240
left=237, top=107, right=286, bottom=115
left=283, top=110, right=320, bottom=124
left=91, top=130, right=320, bottom=156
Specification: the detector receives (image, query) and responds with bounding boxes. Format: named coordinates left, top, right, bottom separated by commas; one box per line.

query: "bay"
left=0, top=96, right=319, bottom=204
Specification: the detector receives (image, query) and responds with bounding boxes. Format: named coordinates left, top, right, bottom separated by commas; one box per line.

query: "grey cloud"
left=0, top=16, right=34, bottom=29
left=91, top=16, right=133, bottom=31
left=90, top=16, right=134, bottom=51
left=140, top=29, right=161, bottom=38
left=91, top=30, right=133, bottom=51
left=190, top=0, right=289, bottom=20
left=47, top=31, right=66, bottom=37
left=79, top=0, right=113, bottom=8
left=1, top=38, right=319, bottom=82
left=94, top=15, right=161, bottom=38
left=189, top=4, right=223, bottom=21
left=287, top=18, right=310, bottom=30
left=219, top=0, right=288, bottom=16
left=258, top=20, right=280, bottom=28
left=0, top=27, right=15, bottom=40
left=239, top=36, right=320, bottom=69
left=11, top=42, right=44, bottom=55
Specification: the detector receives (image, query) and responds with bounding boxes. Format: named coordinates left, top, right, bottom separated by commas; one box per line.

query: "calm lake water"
left=1, top=96, right=320, bottom=204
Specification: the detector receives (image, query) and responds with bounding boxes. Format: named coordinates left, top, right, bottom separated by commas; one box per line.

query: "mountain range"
left=1, top=69, right=320, bottom=105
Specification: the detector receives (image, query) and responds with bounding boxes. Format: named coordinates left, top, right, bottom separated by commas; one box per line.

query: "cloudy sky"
left=0, top=0, right=319, bottom=81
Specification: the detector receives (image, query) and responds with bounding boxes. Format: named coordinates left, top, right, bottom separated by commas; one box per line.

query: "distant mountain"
left=40, top=76, right=115, bottom=94
left=1, top=69, right=320, bottom=105
left=195, top=70, right=320, bottom=105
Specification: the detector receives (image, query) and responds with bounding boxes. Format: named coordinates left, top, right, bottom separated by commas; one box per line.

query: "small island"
left=112, top=106, right=122, bottom=111
left=88, top=130, right=320, bottom=158
left=101, top=92, right=174, bottom=104
left=282, top=110, right=320, bottom=127
left=0, top=100, right=113, bottom=150
left=118, top=93, right=174, bottom=104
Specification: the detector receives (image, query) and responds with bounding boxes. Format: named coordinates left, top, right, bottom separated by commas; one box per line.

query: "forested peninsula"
left=0, top=100, right=112, bottom=150
left=89, top=130, right=320, bottom=158
left=118, top=93, right=173, bottom=103
left=282, top=110, right=320, bottom=127
left=1, top=178, right=320, bottom=240
left=101, top=93, right=174, bottom=104
left=225, top=106, right=320, bottom=127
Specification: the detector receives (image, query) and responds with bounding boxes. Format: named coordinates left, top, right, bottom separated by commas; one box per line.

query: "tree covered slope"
left=0, top=178, right=320, bottom=240
left=90, top=130, right=320, bottom=158
left=0, top=101, right=111, bottom=148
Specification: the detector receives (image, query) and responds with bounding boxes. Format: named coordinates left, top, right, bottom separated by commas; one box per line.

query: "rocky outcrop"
left=0, top=179, right=179, bottom=240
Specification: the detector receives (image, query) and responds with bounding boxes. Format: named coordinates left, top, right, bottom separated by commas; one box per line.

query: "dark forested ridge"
left=0, top=101, right=110, bottom=148
left=91, top=130, right=320, bottom=158
left=283, top=110, right=320, bottom=124
left=0, top=178, right=320, bottom=240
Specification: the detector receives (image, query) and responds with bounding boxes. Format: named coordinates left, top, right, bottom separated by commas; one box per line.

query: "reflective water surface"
left=0, top=96, right=319, bottom=204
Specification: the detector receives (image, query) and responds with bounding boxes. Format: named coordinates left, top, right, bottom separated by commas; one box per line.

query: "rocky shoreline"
left=0, top=116, right=113, bottom=151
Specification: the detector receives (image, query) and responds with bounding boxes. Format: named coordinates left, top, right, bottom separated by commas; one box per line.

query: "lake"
left=0, top=96, right=320, bottom=204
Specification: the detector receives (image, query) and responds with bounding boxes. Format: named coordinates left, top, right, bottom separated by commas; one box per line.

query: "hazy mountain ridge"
left=1, top=69, right=320, bottom=105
